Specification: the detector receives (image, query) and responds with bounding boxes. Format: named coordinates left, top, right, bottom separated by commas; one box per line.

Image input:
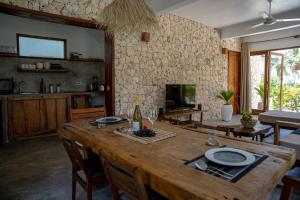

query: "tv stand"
left=159, top=108, right=207, bottom=125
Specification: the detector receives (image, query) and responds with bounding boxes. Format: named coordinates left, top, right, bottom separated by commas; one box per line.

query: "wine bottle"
left=132, top=96, right=142, bottom=132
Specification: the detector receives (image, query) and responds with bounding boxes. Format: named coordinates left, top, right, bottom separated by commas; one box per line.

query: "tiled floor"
left=0, top=135, right=299, bottom=200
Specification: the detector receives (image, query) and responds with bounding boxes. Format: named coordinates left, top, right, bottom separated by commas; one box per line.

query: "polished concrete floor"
left=0, top=136, right=112, bottom=200
left=0, top=135, right=299, bottom=200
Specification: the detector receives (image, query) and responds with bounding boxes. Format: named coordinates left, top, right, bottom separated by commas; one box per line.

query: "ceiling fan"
left=251, top=0, right=300, bottom=28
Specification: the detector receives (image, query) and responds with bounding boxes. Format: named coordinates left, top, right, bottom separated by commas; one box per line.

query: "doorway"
left=250, top=47, right=300, bottom=113
left=269, top=48, right=300, bottom=112
left=228, top=51, right=241, bottom=114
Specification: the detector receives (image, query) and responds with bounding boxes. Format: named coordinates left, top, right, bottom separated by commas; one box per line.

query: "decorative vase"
left=221, top=104, right=233, bottom=122
left=257, top=102, right=263, bottom=110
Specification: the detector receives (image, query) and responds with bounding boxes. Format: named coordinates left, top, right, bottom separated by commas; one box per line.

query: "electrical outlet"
left=75, top=81, right=82, bottom=86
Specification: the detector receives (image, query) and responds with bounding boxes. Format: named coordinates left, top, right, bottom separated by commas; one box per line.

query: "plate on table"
left=96, top=117, right=122, bottom=124
left=205, top=147, right=256, bottom=166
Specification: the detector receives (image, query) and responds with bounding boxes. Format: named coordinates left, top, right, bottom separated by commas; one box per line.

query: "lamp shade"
left=100, top=0, right=159, bottom=35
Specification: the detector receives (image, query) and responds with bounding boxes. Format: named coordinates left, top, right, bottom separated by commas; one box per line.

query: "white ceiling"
left=166, top=0, right=300, bottom=28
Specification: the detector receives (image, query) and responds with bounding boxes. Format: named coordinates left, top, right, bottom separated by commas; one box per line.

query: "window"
left=17, top=34, right=66, bottom=59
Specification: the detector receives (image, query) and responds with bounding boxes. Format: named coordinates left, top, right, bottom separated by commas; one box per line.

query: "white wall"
left=242, top=27, right=300, bottom=51
left=0, top=13, right=105, bottom=59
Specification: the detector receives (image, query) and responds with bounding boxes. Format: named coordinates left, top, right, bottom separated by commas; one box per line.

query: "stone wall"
left=115, top=14, right=241, bottom=119
left=0, top=0, right=241, bottom=119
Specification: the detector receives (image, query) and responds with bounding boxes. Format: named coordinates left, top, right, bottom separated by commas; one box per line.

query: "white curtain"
left=240, top=42, right=251, bottom=113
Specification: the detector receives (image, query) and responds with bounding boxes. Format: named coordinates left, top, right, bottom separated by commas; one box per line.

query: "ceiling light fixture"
left=100, top=0, right=159, bottom=35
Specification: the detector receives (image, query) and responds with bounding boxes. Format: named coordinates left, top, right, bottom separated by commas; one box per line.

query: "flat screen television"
left=166, top=84, right=196, bottom=111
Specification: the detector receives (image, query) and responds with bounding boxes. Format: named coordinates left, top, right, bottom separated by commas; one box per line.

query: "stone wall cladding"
left=0, top=0, right=241, bottom=119
left=115, top=14, right=241, bottom=120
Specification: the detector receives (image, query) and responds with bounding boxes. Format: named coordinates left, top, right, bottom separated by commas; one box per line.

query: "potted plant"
left=216, top=90, right=234, bottom=121
left=240, top=112, right=257, bottom=129
left=255, top=84, right=264, bottom=110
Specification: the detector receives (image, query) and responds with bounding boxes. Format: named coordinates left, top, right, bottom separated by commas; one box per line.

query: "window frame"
left=17, top=33, right=67, bottom=60
left=250, top=51, right=270, bottom=114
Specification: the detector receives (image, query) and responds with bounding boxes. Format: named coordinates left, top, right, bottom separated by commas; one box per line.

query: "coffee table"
left=233, top=124, right=272, bottom=142
left=195, top=115, right=242, bottom=136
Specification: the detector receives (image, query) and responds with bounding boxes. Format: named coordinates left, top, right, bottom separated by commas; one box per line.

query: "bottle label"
left=132, top=121, right=140, bottom=132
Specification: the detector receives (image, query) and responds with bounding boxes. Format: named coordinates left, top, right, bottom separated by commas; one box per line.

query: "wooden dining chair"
left=60, top=136, right=107, bottom=200
left=70, top=106, right=106, bottom=122
left=99, top=150, right=167, bottom=200
left=280, top=169, right=300, bottom=200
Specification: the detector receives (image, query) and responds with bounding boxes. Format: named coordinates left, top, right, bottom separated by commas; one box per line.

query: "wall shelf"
left=0, top=54, right=104, bottom=63
left=68, top=58, right=104, bottom=63
left=17, top=68, right=69, bottom=73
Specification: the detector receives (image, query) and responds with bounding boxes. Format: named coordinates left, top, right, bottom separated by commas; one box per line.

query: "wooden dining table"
left=59, top=120, right=296, bottom=200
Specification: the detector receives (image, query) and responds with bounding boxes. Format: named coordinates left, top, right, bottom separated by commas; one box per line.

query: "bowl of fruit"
left=133, top=125, right=156, bottom=137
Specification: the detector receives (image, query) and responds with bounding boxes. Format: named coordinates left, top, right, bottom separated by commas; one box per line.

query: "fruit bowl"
left=133, top=128, right=156, bottom=137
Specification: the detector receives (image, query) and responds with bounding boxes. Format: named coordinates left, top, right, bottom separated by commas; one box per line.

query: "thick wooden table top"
left=59, top=120, right=296, bottom=200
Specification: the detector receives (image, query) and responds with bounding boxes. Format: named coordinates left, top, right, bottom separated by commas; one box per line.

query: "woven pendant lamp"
left=100, top=0, right=159, bottom=35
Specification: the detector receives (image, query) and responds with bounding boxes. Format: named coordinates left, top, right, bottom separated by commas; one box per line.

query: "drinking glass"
left=147, top=109, right=158, bottom=128
left=207, top=132, right=219, bottom=146
left=126, top=108, right=134, bottom=132
left=97, top=121, right=106, bottom=129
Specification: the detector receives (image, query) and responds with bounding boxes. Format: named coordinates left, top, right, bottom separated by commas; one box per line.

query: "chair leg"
left=87, top=182, right=93, bottom=200
left=72, top=172, right=76, bottom=200
left=280, top=184, right=292, bottom=200
left=111, top=186, right=121, bottom=200
left=280, top=175, right=298, bottom=200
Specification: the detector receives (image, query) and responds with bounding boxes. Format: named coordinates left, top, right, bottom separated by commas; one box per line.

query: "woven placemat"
left=114, top=128, right=176, bottom=144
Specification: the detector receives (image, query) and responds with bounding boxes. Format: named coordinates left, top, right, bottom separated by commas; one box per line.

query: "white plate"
left=96, top=117, right=122, bottom=123
left=205, top=147, right=256, bottom=166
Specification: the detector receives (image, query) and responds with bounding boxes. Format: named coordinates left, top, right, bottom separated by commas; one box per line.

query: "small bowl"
left=240, top=119, right=257, bottom=129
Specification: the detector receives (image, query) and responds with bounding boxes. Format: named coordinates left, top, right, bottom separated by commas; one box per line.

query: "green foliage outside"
left=255, top=84, right=264, bottom=101
left=268, top=79, right=300, bottom=112
left=268, top=48, right=300, bottom=112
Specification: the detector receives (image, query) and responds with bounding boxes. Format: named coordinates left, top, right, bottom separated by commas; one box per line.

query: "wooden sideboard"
left=8, top=95, right=69, bottom=139
left=159, top=109, right=207, bottom=125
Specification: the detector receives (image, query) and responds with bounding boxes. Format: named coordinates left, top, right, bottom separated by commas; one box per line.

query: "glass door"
left=270, top=48, right=300, bottom=112
left=250, top=52, right=268, bottom=113
left=269, top=52, right=284, bottom=110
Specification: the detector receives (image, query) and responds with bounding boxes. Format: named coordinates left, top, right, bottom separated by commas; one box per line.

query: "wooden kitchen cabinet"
left=9, top=95, right=69, bottom=139
left=10, top=99, right=26, bottom=137
left=9, top=97, right=42, bottom=138
left=43, top=96, right=68, bottom=131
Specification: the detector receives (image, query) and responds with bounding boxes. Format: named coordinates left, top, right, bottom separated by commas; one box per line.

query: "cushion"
left=280, top=134, right=300, bottom=160
left=258, top=110, right=300, bottom=124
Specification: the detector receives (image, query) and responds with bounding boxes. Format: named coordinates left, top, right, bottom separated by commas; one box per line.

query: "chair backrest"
left=70, top=107, right=106, bottom=122
left=100, top=151, right=149, bottom=200
left=60, top=136, right=92, bottom=176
